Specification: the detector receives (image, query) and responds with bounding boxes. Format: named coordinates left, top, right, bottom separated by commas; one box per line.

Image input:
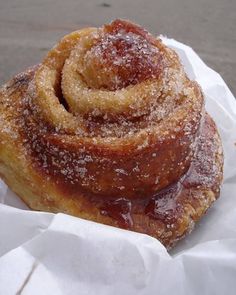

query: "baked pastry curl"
left=0, top=19, right=223, bottom=248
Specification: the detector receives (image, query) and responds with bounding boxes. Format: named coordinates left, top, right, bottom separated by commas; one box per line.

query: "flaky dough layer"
left=0, top=20, right=223, bottom=248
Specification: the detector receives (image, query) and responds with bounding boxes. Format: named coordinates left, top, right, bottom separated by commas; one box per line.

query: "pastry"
left=0, top=19, right=223, bottom=249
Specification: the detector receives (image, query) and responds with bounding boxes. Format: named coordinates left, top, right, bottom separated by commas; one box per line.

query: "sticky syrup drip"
left=145, top=182, right=182, bottom=223
left=98, top=115, right=221, bottom=229
left=100, top=198, right=133, bottom=228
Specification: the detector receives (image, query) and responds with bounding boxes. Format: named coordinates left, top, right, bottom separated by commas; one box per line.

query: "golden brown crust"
left=24, top=20, right=204, bottom=199
left=0, top=19, right=223, bottom=249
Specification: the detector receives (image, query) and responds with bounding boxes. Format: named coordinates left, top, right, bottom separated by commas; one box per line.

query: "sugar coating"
left=0, top=20, right=224, bottom=250
left=0, top=19, right=210, bottom=201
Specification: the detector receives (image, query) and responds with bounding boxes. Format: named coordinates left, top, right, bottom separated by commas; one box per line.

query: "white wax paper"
left=0, top=38, right=236, bottom=295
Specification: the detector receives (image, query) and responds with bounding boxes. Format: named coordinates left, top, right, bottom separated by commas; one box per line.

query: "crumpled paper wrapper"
left=0, top=38, right=236, bottom=295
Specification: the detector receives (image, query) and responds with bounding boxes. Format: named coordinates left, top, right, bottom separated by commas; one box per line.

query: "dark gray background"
left=0, top=0, right=235, bottom=95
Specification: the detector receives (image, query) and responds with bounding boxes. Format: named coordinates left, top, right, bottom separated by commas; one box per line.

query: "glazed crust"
left=0, top=20, right=223, bottom=249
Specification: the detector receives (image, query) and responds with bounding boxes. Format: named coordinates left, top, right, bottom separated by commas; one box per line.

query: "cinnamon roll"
left=0, top=19, right=223, bottom=248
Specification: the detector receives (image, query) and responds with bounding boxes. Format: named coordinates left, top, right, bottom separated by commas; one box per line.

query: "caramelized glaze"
left=21, top=20, right=204, bottom=200
left=95, top=114, right=222, bottom=230
left=0, top=19, right=223, bottom=249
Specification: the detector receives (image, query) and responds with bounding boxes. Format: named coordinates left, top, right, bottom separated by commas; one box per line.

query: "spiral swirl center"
left=81, top=28, right=163, bottom=90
